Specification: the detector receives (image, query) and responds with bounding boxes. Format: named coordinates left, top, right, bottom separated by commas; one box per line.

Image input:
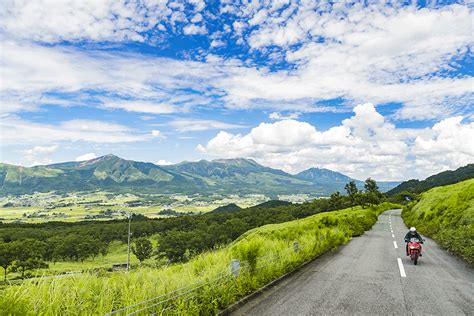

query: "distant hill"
left=249, top=200, right=292, bottom=209
left=296, top=168, right=399, bottom=193
left=209, top=203, right=242, bottom=214
left=0, top=155, right=400, bottom=196
left=296, top=167, right=353, bottom=184
left=387, top=164, right=474, bottom=195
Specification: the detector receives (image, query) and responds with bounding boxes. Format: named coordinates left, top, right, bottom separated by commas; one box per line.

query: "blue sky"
left=0, top=0, right=473, bottom=181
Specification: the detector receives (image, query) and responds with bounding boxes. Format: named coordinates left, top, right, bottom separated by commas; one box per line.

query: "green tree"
left=364, top=178, right=379, bottom=193
left=11, top=239, right=48, bottom=278
left=132, top=238, right=153, bottom=263
left=364, top=178, right=382, bottom=206
left=328, top=191, right=344, bottom=210
left=0, top=242, right=14, bottom=281
left=345, top=181, right=359, bottom=208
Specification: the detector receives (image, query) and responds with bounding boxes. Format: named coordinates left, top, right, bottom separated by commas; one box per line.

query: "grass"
left=0, top=202, right=399, bottom=315
left=3, top=241, right=147, bottom=281
left=402, top=179, right=474, bottom=264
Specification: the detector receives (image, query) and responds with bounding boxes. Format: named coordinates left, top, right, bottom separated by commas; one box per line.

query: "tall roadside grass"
left=0, top=202, right=399, bottom=315
left=402, top=179, right=473, bottom=264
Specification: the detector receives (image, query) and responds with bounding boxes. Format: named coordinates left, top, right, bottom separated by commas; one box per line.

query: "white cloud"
left=151, top=130, right=165, bottom=138
left=0, top=0, right=210, bottom=43
left=183, top=24, right=207, bottom=35
left=0, top=2, right=472, bottom=124
left=269, top=112, right=300, bottom=120
left=189, top=0, right=205, bottom=12
left=139, top=116, right=155, bottom=121
left=156, top=159, right=173, bottom=165
left=411, top=116, right=474, bottom=176
left=214, top=3, right=474, bottom=120
left=210, top=39, right=226, bottom=48
left=191, top=13, right=203, bottom=23
left=169, top=119, right=247, bottom=132
left=24, top=144, right=59, bottom=165
left=0, top=116, right=148, bottom=145
left=103, top=101, right=176, bottom=114
left=24, top=145, right=59, bottom=156
left=198, top=103, right=474, bottom=180
left=0, top=40, right=220, bottom=115
left=75, top=153, right=97, bottom=161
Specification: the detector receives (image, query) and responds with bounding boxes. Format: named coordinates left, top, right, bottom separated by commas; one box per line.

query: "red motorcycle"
left=407, top=238, right=423, bottom=265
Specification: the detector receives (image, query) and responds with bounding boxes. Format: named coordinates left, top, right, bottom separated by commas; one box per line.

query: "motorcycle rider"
left=404, top=227, right=424, bottom=256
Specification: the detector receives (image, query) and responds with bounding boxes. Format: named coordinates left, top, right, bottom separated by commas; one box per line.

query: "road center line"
left=397, top=258, right=406, bottom=277
left=392, top=234, right=395, bottom=238
left=393, top=241, right=398, bottom=248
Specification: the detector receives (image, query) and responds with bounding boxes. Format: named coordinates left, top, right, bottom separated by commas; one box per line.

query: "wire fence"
left=105, top=242, right=305, bottom=316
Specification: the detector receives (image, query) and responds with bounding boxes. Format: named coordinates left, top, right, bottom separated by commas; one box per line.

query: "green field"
left=0, top=191, right=274, bottom=223
left=402, top=179, right=474, bottom=264
left=0, top=202, right=399, bottom=315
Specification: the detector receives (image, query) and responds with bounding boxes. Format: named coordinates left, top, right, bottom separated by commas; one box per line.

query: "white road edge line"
left=397, top=258, right=406, bottom=277
left=393, top=241, right=398, bottom=249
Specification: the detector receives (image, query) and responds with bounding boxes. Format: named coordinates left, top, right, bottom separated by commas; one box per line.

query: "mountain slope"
left=388, top=164, right=474, bottom=195
left=296, top=168, right=399, bottom=193
left=0, top=155, right=400, bottom=196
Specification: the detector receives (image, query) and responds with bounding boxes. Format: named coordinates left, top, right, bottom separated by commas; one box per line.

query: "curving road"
left=230, top=210, right=474, bottom=315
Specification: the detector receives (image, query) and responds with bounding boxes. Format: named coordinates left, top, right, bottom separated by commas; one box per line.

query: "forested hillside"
left=388, top=164, right=474, bottom=195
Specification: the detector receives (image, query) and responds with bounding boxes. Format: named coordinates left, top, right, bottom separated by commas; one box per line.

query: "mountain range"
left=0, top=154, right=400, bottom=196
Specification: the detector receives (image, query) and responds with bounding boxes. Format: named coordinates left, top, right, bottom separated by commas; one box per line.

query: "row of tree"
left=0, top=235, right=107, bottom=280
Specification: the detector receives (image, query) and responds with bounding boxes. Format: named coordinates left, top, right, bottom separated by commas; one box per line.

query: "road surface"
left=230, top=209, right=473, bottom=315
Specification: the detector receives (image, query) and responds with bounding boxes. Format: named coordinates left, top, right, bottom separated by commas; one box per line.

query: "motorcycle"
left=407, top=238, right=424, bottom=265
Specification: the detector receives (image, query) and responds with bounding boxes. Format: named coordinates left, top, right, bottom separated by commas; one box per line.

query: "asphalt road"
left=230, top=209, right=474, bottom=316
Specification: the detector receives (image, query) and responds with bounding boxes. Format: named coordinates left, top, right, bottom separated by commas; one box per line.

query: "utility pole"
left=127, top=211, right=132, bottom=271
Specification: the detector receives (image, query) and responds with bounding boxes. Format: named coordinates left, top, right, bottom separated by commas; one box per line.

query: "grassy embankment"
left=402, top=179, right=473, bottom=264
left=0, top=202, right=399, bottom=315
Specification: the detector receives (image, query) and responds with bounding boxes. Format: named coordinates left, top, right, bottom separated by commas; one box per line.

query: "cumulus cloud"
left=183, top=24, right=207, bottom=35
left=156, top=159, right=173, bottom=165
left=198, top=103, right=474, bottom=180
left=411, top=116, right=474, bottom=176
left=24, top=145, right=59, bottom=165
left=75, top=153, right=97, bottom=161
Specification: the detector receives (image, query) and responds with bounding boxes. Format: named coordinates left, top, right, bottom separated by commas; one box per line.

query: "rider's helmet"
left=409, top=227, right=416, bottom=234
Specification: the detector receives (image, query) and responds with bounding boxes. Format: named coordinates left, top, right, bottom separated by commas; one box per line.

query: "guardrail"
left=105, top=242, right=303, bottom=316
